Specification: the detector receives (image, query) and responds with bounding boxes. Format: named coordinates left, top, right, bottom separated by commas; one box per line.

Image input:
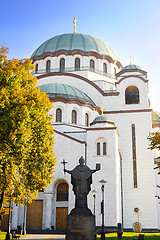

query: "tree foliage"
left=148, top=132, right=160, bottom=151
left=0, top=47, right=56, bottom=217
left=148, top=130, right=160, bottom=173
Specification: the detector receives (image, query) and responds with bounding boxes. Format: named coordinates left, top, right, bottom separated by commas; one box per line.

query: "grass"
left=1, top=231, right=160, bottom=240
left=0, top=232, right=22, bottom=240
left=97, top=232, right=160, bottom=240
left=0, top=232, right=6, bottom=240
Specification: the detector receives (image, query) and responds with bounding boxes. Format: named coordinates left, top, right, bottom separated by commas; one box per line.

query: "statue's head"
left=79, top=156, right=85, bottom=165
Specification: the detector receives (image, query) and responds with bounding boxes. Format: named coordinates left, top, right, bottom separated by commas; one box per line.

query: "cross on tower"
left=61, top=159, right=68, bottom=174
left=73, top=18, right=77, bottom=34
left=100, top=106, right=105, bottom=116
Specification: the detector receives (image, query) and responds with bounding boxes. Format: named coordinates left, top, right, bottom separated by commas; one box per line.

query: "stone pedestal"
left=66, top=209, right=96, bottom=240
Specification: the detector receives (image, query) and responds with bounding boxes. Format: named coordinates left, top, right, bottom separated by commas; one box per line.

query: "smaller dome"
left=121, top=64, right=141, bottom=71
left=90, top=115, right=113, bottom=125
left=39, top=83, right=95, bottom=105
left=92, top=116, right=108, bottom=123
left=116, top=63, right=147, bottom=77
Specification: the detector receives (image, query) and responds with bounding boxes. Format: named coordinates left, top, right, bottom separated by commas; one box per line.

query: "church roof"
left=39, top=83, right=95, bottom=105
left=116, top=64, right=147, bottom=77
left=31, top=33, right=116, bottom=60
left=92, top=116, right=108, bottom=123
left=90, top=115, right=113, bottom=126
left=121, top=64, right=141, bottom=71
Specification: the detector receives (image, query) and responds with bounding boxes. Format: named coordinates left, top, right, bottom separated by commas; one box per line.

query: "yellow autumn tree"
left=148, top=130, right=160, bottom=173
left=148, top=132, right=160, bottom=151
left=0, top=47, right=56, bottom=223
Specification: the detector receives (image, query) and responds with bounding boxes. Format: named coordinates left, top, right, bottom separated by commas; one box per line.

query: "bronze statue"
left=64, top=156, right=100, bottom=209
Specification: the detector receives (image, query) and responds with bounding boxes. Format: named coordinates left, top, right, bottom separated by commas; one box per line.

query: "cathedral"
left=4, top=21, right=160, bottom=232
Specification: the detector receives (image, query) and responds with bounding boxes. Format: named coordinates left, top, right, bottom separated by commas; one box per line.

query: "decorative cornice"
left=116, top=68, right=147, bottom=77
left=116, top=75, right=148, bottom=84
left=87, top=127, right=117, bottom=131
left=31, top=49, right=121, bottom=65
left=54, top=129, right=86, bottom=144
left=87, top=127, right=119, bottom=136
left=115, top=61, right=123, bottom=68
left=90, top=121, right=115, bottom=126
left=37, top=72, right=120, bottom=97
left=104, top=91, right=119, bottom=96
left=64, top=131, right=86, bottom=134
left=104, top=109, right=152, bottom=114
left=52, top=122, right=87, bottom=130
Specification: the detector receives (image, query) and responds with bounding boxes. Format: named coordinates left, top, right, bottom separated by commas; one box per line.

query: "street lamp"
left=92, top=190, right=97, bottom=215
left=99, top=179, right=107, bottom=240
left=5, top=191, right=12, bottom=240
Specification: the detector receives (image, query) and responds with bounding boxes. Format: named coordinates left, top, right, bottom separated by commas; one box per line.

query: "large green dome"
left=31, top=33, right=116, bottom=59
left=39, top=83, right=95, bottom=105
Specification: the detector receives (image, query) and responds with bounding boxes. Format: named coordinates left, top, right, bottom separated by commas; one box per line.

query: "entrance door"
left=26, top=200, right=43, bottom=230
left=56, top=207, right=68, bottom=230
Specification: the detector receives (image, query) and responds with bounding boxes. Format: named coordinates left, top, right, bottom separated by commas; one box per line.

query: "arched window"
left=56, top=108, right=62, bottom=122
left=60, top=58, right=65, bottom=71
left=35, top=64, right=38, bottom=73
left=85, top=113, right=89, bottom=127
left=46, top=60, right=51, bottom=73
left=56, top=182, right=68, bottom=201
left=72, top=110, right=77, bottom=124
left=75, top=58, right=80, bottom=70
left=103, top=142, right=107, bottom=155
left=125, top=86, right=140, bottom=104
left=90, top=59, right=95, bottom=70
left=103, top=63, right=107, bottom=74
left=97, top=142, right=100, bottom=155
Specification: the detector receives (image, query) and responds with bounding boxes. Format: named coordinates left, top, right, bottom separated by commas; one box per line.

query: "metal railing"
left=33, top=66, right=116, bottom=79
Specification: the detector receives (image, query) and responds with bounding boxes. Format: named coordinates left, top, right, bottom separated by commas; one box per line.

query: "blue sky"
left=1, top=0, right=160, bottom=111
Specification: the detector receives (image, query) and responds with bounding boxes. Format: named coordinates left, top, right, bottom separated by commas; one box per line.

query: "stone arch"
left=71, top=109, right=77, bottom=124
left=103, top=62, right=107, bottom=74
left=56, top=108, right=62, bottom=122
left=60, top=58, right=65, bottom=71
left=125, top=85, right=140, bottom=104
left=56, top=182, right=69, bottom=201
left=75, top=57, right=80, bottom=70
left=46, top=60, right=51, bottom=73
left=95, top=137, right=107, bottom=156
left=53, top=179, right=69, bottom=230
left=90, top=59, right=95, bottom=69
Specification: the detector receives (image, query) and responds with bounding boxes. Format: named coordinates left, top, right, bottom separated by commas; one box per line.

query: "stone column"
left=44, top=194, right=53, bottom=230
left=11, top=204, right=19, bottom=230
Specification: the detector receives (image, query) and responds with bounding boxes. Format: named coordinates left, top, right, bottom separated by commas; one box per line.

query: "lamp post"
left=5, top=191, right=12, bottom=240
left=92, top=190, right=97, bottom=215
left=99, top=179, right=107, bottom=240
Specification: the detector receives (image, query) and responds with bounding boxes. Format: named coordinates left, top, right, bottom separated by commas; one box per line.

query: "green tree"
left=148, top=131, right=160, bottom=172
left=148, top=132, right=160, bottom=151
left=0, top=47, right=56, bottom=222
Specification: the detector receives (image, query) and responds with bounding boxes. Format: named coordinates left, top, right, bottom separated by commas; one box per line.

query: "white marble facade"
left=10, top=32, right=160, bottom=232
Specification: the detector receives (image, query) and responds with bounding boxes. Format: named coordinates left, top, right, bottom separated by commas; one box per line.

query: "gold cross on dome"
left=100, top=106, right=105, bottom=116
left=73, top=17, right=77, bottom=34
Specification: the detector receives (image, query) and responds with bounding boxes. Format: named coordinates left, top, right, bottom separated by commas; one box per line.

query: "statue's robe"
left=70, top=165, right=92, bottom=208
